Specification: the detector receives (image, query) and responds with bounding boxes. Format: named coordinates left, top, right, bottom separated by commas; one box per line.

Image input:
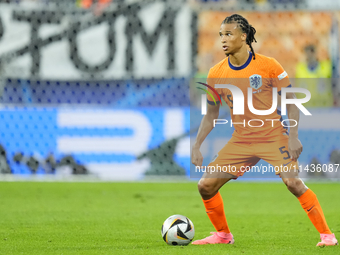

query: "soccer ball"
left=161, top=214, right=195, bottom=246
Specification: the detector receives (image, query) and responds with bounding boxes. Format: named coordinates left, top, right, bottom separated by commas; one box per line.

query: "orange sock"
left=298, top=189, right=331, bottom=234
left=202, top=192, right=230, bottom=233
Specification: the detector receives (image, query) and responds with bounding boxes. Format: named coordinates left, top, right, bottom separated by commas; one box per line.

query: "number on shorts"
left=279, top=146, right=290, bottom=160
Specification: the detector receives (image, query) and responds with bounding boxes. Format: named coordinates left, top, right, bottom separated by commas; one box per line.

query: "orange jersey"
left=207, top=52, right=291, bottom=142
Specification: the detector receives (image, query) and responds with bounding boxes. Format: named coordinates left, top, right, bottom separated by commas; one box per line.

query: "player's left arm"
left=281, top=92, right=303, bottom=160
left=272, top=57, right=302, bottom=160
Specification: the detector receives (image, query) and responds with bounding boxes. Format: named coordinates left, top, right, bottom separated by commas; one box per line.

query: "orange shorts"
left=208, top=135, right=299, bottom=178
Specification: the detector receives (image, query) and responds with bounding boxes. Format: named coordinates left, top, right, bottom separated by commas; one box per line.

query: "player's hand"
left=191, top=145, right=203, bottom=167
left=288, top=136, right=303, bottom=161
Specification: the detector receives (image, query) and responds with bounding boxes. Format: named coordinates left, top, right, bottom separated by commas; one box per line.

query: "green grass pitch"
left=0, top=181, right=339, bottom=254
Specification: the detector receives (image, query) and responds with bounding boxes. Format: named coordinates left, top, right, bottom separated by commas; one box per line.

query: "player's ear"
left=241, top=33, right=247, bottom=42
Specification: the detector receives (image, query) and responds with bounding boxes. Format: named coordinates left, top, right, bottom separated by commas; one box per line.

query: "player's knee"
left=284, top=178, right=306, bottom=197
left=284, top=178, right=298, bottom=189
left=197, top=180, right=217, bottom=198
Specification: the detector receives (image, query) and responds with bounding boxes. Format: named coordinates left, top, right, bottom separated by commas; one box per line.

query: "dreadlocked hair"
left=222, top=14, right=257, bottom=60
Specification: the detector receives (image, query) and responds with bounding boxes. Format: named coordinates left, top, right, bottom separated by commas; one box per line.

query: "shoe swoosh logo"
left=307, top=205, right=315, bottom=212
left=206, top=211, right=213, bottom=214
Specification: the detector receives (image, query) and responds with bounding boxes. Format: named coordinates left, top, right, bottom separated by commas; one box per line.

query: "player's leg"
left=192, top=140, right=259, bottom=245
left=197, top=170, right=235, bottom=234
left=198, top=170, right=235, bottom=200
left=280, top=170, right=338, bottom=246
left=192, top=171, right=235, bottom=245
left=279, top=169, right=308, bottom=197
left=260, top=137, right=338, bottom=247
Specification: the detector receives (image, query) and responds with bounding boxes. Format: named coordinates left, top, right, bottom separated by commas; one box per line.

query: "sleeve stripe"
left=278, top=84, right=292, bottom=95
left=207, top=100, right=220, bottom=105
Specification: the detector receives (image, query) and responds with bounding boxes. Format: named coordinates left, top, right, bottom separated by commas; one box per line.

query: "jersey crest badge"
left=249, top=74, right=262, bottom=89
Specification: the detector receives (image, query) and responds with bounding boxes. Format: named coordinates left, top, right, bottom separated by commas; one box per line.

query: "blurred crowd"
left=0, top=0, right=305, bottom=5
left=0, top=0, right=339, bottom=108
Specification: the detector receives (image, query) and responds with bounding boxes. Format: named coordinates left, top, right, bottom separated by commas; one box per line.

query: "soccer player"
left=191, top=14, right=338, bottom=247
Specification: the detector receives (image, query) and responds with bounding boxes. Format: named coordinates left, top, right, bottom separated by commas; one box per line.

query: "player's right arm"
left=191, top=102, right=220, bottom=167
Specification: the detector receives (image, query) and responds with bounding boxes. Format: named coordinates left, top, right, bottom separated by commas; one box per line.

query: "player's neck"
left=228, top=49, right=250, bottom=67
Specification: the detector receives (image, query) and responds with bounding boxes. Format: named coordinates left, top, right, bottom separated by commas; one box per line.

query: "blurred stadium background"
left=0, top=0, right=340, bottom=181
